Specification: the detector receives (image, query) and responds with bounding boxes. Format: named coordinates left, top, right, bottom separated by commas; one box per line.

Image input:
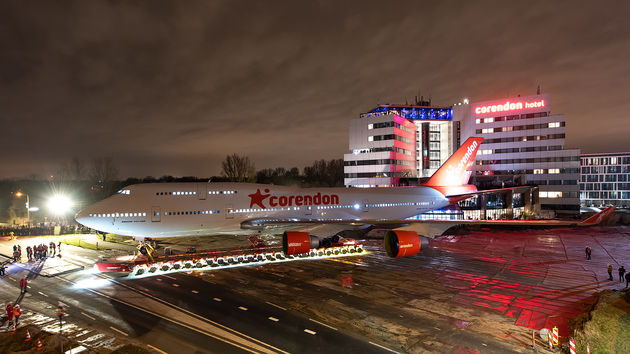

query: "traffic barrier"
left=36, top=338, right=43, bottom=351
left=569, top=337, right=576, bottom=354
left=532, top=330, right=535, bottom=348
left=552, top=326, right=559, bottom=346
left=25, top=329, right=31, bottom=341
left=587, top=344, right=590, bottom=354
left=548, top=330, right=553, bottom=350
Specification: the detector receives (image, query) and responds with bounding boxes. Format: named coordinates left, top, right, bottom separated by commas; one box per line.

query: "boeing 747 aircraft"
left=75, top=137, right=614, bottom=258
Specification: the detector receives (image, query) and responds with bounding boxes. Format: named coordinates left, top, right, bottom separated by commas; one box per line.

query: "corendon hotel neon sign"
left=474, top=99, right=545, bottom=115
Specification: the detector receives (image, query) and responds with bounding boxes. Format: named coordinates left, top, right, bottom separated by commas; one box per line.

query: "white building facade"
left=580, top=152, right=630, bottom=207
left=344, top=103, right=453, bottom=187
left=453, top=94, right=581, bottom=214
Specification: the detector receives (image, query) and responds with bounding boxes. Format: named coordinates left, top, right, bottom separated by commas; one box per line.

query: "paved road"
left=0, top=236, right=392, bottom=353
left=117, top=272, right=388, bottom=354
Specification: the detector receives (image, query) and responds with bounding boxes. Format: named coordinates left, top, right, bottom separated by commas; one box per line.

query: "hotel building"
left=344, top=99, right=453, bottom=187
left=453, top=93, right=581, bottom=215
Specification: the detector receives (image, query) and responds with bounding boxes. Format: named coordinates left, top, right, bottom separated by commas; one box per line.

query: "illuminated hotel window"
left=367, top=124, right=373, bottom=129
left=540, top=191, right=562, bottom=198
left=475, top=119, right=481, bottom=124
left=484, top=117, right=494, bottom=123
left=368, top=136, right=374, bottom=142
left=534, top=169, right=544, bottom=174
left=548, top=122, right=560, bottom=128
left=548, top=169, right=559, bottom=174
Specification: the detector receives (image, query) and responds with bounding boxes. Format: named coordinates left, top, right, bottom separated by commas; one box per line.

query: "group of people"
left=9, top=242, right=60, bottom=263
left=5, top=302, right=22, bottom=329
left=587, top=246, right=630, bottom=287
left=0, top=224, right=90, bottom=237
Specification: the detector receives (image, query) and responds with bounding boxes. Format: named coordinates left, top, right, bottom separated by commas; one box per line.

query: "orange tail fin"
left=425, top=137, right=484, bottom=187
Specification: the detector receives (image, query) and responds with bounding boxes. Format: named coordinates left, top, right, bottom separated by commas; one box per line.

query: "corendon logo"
left=248, top=188, right=340, bottom=209
left=474, top=99, right=545, bottom=115
left=446, top=140, right=478, bottom=177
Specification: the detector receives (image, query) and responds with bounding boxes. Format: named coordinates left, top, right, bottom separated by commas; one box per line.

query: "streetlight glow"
left=47, top=194, right=73, bottom=215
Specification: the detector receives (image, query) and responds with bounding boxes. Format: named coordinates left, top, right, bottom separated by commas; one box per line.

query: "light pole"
left=15, top=191, right=30, bottom=226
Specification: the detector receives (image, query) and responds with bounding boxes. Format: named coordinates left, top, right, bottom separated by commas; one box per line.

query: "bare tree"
left=89, top=157, right=119, bottom=183
left=221, top=154, right=255, bottom=182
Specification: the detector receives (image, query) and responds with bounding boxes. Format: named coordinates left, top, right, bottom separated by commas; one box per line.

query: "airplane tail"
left=424, top=137, right=484, bottom=195
left=580, top=206, right=616, bottom=225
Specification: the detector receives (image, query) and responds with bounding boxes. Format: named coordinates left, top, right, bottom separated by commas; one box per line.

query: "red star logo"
left=248, top=188, right=270, bottom=209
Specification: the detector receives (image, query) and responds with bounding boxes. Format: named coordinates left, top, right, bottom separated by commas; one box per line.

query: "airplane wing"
left=242, top=206, right=616, bottom=237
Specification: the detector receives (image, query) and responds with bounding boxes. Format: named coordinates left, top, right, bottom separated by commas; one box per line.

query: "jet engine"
left=383, top=230, right=429, bottom=258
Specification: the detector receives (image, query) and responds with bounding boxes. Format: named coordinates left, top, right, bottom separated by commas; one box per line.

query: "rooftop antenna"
left=537, top=84, right=541, bottom=95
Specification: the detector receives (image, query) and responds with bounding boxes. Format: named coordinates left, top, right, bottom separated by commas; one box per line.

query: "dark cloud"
left=1, top=0, right=629, bottom=178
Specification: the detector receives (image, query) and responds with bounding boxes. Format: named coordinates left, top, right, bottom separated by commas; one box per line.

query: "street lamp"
left=15, top=191, right=30, bottom=226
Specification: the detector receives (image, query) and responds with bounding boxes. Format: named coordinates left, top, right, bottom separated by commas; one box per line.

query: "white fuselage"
left=75, top=182, right=449, bottom=237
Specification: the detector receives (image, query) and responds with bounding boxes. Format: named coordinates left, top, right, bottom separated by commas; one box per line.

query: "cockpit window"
left=117, top=190, right=131, bottom=195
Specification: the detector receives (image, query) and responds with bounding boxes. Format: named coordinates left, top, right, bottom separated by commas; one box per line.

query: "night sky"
left=2, top=1, right=629, bottom=179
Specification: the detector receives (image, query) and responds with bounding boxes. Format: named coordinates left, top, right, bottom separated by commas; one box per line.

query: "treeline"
left=123, top=154, right=344, bottom=188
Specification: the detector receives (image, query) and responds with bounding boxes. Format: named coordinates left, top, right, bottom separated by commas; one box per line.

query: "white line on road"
left=482, top=343, right=488, bottom=346
left=268, top=317, right=279, bottom=322
left=369, top=341, right=400, bottom=353
left=147, top=344, right=168, bottom=354
left=265, top=301, right=287, bottom=311
left=109, top=326, right=129, bottom=337
left=27, top=285, right=31, bottom=288
left=238, top=306, right=248, bottom=311
left=309, top=318, right=337, bottom=331
left=38, top=291, right=48, bottom=297
left=8, top=277, right=16, bottom=282
left=162, top=275, right=176, bottom=280
left=303, top=329, right=317, bottom=335
left=156, top=278, right=162, bottom=282
left=191, top=290, right=199, bottom=294
left=213, top=297, right=222, bottom=302
left=172, top=284, right=180, bottom=287
left=81, top=312, right=96, bottom=321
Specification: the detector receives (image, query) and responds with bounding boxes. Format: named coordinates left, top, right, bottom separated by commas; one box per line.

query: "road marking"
left=38, top=291, right=49, bottom=297
left=268, top=317, right=279, bottom=322
left=213, top=297, right=222, bottom=302
left=265, top=301, right=287, bottom=311
left=238, top=306, right=248, bottom=311
left=27, top=285, right=32, bottom=288
left=156, top=278, right=163, bottom=282
left=56, top=277, right=282, bottom=354
left=192, top=290, right=199, bottom=294
left=8, top=277, right=16, bottom=282
left=172, top=283, right=180, bottom=287
left=303, top=329, right=316, bottom=335
left=369, top=341, right=400, bottom=353
left=309, top=318, right=337, bottom=331
left=147, top=344, right=168, bottom=354
left=81, top=312, right=96, bottom=321
left=433, top=327, right=441, bottom=331
left=162, top=275, right=176, bottom=280
left=482, top=343, right=487, bottom=346
left=109, top=326, right=129, bottom=336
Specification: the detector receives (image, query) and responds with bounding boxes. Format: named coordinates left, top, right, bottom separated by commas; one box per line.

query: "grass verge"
left=60, top=235, right=102, bottom=250
left=574, top=290, right=630, bottom=353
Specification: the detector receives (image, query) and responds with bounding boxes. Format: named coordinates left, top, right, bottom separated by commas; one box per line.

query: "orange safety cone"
left=36, top=338, right=43, bottom=351
left=25, top=329, right=31, bottom=341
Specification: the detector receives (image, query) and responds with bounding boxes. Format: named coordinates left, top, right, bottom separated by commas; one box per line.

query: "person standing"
left=13, top=304, right=21, bottom=327
left=608, top=264, right=614, bottom=281
left=20, top=277, right=27, bottom=293
left=585, top=246, right=592, bottom=260
left=619, top=266, right=626, bottom=282
left=5, top=302, right=13, bottom=329
left=0, top=263, right=5, bottom=276
left=626, top=272, right=630, bottom=288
